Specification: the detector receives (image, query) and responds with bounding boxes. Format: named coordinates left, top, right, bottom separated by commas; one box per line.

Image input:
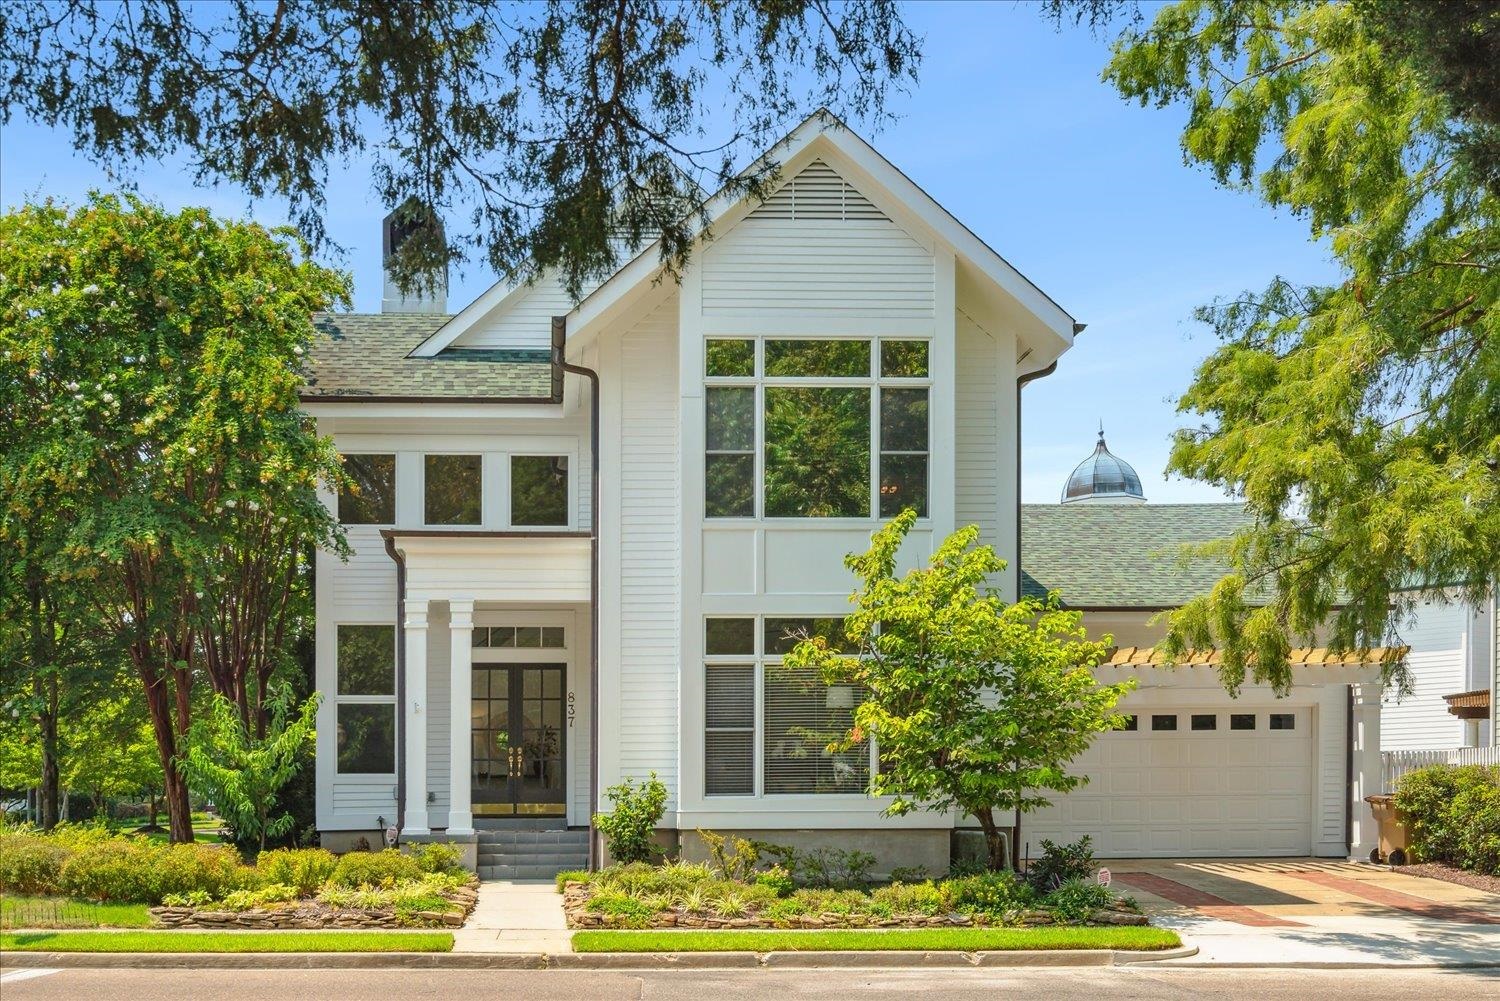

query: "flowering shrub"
left=328, top=848, right=423, bottom=888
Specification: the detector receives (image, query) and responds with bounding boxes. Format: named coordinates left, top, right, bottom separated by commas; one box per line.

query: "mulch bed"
left=1394, top=862, right=1500, bottom=896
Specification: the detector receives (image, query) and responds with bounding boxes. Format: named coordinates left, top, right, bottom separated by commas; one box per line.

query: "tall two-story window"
left=703, top=616, right=870, bottom=797
left=704, top=338, right=930, bottom=519
left=335, top=625, right=396, bottom=774
left=338, top=454, right=396, bottom=524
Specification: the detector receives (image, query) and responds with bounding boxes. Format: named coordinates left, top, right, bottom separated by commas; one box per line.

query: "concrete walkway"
left=453, top=880, right=572, bottom=955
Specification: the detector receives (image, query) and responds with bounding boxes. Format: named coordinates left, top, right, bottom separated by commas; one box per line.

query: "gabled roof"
left=301, top=314, right=554, bottom=403
left=1021, top=503, right=1256, bottom=608
left=412, top=110, right=1078, bottom=365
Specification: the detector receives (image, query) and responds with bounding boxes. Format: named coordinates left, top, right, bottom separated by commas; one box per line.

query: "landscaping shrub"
left=697, top=829, right=761, bottom=880
left=1454, top=777, right=1500, bottom=875
left=1043, top=877, right=1114, bottom=921
left=753, top=863, right=795, bottom=898
left=0, top=833, right=72, bottom=895
left=57, top=840, right=243, bottom=904
left=256, top=848, right=337, bottom=896
left=317, top=873, right=465, bottom=922
left=942, top=870, right=1036, bottom=916
left=329, top=848, right=422, bottom=888
left=869, top=880, right=945, bottom=917
left=1395, top=764, right=1500, bottom=875
left=218, top=882, right=301, bottom=911
left=555, top=868, right=592, bottom=892
left=408, top=841, right=466, bottom=876
left=594, top=772, right=667, bottom=864
left=584, top=891, right=659, bottom=928
left=1027, top=836, right=1097, bottom=892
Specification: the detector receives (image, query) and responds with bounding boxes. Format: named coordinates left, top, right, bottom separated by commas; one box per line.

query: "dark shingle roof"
left=1020, top=503, right=1256, bottom=608
left=302, top=313, right=555, bottom=401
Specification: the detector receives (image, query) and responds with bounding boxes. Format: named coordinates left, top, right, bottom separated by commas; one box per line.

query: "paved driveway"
left=1107, top=859, right=1500, bottom=966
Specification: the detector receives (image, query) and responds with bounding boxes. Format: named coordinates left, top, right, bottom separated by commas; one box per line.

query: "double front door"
left=472, top=663, right=566, bottom=816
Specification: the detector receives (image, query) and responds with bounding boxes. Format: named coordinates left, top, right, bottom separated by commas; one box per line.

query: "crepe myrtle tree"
left=785, top=510, right=1134, bottom=872
left=0, top=193, right=351, bottom=843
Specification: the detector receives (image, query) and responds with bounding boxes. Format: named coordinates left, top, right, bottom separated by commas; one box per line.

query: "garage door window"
left=1151, top=714, right=1178, bottom=731
left=1121, top=714, right=1138, bottom=732
left=1231, top=714, right=1256, bottom=730
left=1191, top=714, right=1217, bottom=731
left=1269, top=713, right=1297, bottom=730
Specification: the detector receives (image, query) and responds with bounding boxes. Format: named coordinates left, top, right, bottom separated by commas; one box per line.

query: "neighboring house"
left=302, top=112, right=1392, bottom=874
left=1382, top=591, right=1494, bottom=752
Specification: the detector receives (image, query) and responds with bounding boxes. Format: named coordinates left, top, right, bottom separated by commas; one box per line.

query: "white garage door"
left=1022, top=707, right=1314, bottom=857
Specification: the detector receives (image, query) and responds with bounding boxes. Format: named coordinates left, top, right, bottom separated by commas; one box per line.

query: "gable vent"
left=755, top=160, right=888, bottom=222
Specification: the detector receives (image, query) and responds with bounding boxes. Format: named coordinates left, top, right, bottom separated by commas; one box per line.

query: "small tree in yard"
left=594, top=772, right=668, bottom=865
left=785, top=510, right=1134, bottom=872
left=179, top=684, right=319, bottom=855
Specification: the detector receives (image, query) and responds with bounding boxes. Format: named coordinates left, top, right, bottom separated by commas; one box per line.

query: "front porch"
left=388, top=531, right=594, bottom=845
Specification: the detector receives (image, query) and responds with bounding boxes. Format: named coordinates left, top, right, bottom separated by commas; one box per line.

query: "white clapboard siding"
left=1382, top=600, right=1468, bottom=751
left=331, top=783, right=398, bottom=815
left=955, top=315, right=1000, bottom=550
left=327, top=529, right=398, bottom=620
left=1318, top=691, right=1347, bottom=849
left=451, top=274, right=579, bottom=351
left=617, top=298, right=681, bottom=801
left=703, top=161, right=933, bottom=318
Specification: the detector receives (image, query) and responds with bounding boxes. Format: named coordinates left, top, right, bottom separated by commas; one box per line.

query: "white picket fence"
left=1382, top=745, right=1500, bottom=792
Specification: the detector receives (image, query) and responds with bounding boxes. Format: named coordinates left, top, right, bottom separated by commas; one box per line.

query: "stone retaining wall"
left=150, top=884, right=480, bottom=930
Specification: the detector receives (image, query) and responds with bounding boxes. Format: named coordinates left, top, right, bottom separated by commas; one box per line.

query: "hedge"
left=1394, top=764, right=1500, bottom=875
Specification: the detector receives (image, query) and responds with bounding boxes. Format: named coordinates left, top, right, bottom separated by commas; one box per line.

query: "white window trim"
left=703, top=614, right=876, bottom=799
left=703, top=336, right=933, bottom=522
left=504, top=451, right=577, bottom=530
left=333, top=623, right=398, bottom=777
left=336, top=452, right=397, bottom=527
left=420, top=452, right=486, bottom=529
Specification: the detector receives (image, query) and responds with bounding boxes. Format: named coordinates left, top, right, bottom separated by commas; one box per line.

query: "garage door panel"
left=1021, top=706, right=1316, bottom=858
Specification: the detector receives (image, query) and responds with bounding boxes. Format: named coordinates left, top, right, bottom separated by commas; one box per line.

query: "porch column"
left=402, top=602, right=430, bottom=836
left=1349, top=681, right=1384, bottom=861
left=448, top=599, right=476, bottom=835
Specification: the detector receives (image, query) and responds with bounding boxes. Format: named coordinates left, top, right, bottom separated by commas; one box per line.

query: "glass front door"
left=472, top=663, right=566, bottom=816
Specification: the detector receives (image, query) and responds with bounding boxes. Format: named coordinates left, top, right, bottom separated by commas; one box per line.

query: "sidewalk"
left=453, top=881, right=572, bottom=955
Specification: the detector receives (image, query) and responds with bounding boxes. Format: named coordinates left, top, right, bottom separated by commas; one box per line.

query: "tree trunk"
left=163, top=767, right=192, bottom=843
left=38, top=693, right=60, bottom=830
left=1012, top=802, right=1022, bottom=875
left=974, top=808, right=1008, bottom=872
left=149, top=792, right=159, bottom=829
left=138, top=657, right=195, bottom=843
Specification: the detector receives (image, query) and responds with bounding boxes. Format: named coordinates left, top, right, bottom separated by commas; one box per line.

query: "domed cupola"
left=1062, top=427, right=1146, bottom=504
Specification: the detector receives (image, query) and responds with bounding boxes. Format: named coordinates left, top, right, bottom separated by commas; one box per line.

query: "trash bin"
left=1365, top=794, right=1410, bottom=865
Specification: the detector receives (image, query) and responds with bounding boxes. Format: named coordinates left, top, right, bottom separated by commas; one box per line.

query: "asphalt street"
left=2, top=965, right=1497, bottom=999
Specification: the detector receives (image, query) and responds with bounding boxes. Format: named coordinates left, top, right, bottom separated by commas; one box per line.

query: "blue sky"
left=0, top=2, right=1336, bottom=503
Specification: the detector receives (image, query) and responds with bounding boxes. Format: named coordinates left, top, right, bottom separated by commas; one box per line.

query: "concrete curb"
left=0, top=945, right=1200, bottom=971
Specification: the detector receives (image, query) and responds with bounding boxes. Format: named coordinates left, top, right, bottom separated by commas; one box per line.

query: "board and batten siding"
left=615, top=298, right=682, bottom=803
left=1383, top=599, right=1469, bottom=750
left=701, top=160, right=934, bottom=319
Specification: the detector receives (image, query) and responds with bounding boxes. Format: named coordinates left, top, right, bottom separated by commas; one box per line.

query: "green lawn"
left=572, top=927, right=1182, bottom=954
left=0, top=931, right=454, bottom=953
left=1, top=896, right=153, bottom=930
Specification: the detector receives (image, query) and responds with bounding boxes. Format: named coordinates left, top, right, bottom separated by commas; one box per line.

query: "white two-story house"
left=303, top=113, right=1391, bottom=876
